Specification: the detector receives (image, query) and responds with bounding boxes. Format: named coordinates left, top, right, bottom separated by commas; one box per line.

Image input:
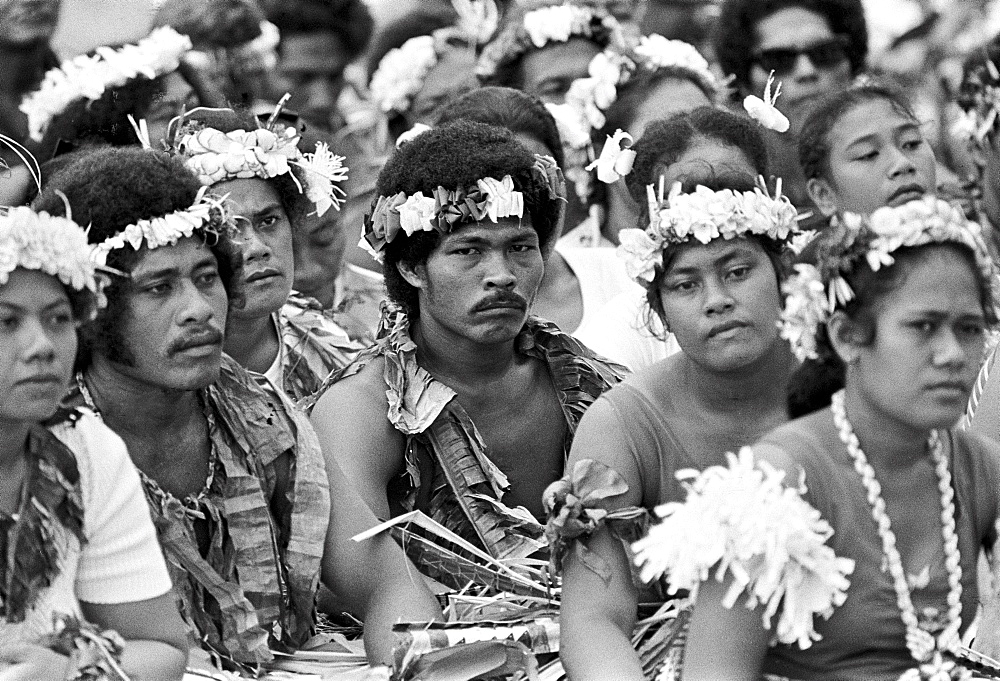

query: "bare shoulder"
left=312, top=356, right=388, bottom=421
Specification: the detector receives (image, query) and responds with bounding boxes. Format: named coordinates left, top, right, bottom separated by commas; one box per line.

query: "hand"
left=0, top=643, right=71, bottom=681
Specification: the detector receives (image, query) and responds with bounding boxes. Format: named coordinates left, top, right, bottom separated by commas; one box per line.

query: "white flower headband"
left=369, top=0, right=499, bottom=118
left=175, top=105, right=349, bottom=217
left=21, top=26, right=193, bottom=143
left=632, top=34, right=719, bottom=99
left=89, top=187, right=230, bottom=268
left=778, top=196, right=997, bottom=361
left=476, top=2, right=623, bottom=82
left=0, top=207, right=101, bottom=297
left=617, top=178, right=800, bottom=285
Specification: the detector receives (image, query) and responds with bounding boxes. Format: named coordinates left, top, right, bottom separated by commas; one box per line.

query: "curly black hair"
left=171, top=107, right=311, bottom=231
left=434, top=86, right=565, bottom=167
left=377, top=120, right=564, bottom=319
left=152, top=0, right=265, bottom=48
left=624, top=106, right=769, bottom=214
left=267, top=0, right=374, bottom=57
left=798, top=80, right=916, bottom=183
left=31, top=146, right=242, bottom=370
left=712, top=0, right=868, bottom=95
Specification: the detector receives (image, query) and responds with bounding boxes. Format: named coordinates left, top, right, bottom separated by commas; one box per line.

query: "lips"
left=887, top=184, right=925, bottom=206
left=170, top=328, right=224, bottom=354
left=245, top=268, right=282, bottom=284
left=15, top=373, right=64, bottom=387
left=708, top=319, right=749, bottom=338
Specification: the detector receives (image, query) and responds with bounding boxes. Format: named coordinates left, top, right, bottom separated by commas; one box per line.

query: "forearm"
left=360, top=574, right=442, bottom=665
left=561, top=618, right=644, bottom=681
left=120, top=640, right=187, bottom=681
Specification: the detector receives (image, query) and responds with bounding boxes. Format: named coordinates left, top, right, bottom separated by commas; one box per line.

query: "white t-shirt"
left=555, top=242, right=641, bottom=336
left=0, top=410, right=172, bottom=644
left=574, top=289, right=681, bottom=372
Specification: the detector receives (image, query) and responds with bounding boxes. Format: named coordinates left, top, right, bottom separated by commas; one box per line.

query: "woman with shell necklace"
left=633, top=197, right=1000, bottom=680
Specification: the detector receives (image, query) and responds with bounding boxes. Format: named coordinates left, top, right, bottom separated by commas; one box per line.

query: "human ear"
left=395, top=260, right=425, bottom=290
left=826, top=310, right=862, bottom=365
left=807, top=178, right=839, bottom=217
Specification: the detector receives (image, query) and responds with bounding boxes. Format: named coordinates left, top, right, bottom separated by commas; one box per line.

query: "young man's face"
left=292, top=208, right=346, bottom=309
left=110, top=237, right=228, bottom=391
left=402, top=218, right=545, bottom=345
left=517, top=37, right=603, bottom=104
left=276, top=31, right=351, bottom=129
left=216, top=177, right=295, bottom=322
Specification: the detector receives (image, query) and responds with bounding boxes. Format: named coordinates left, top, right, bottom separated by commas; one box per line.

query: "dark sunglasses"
left=752, top=35, right=851, bottom=76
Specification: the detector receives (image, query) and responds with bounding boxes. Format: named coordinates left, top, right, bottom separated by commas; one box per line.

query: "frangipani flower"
left=744, top=70, right=790, bottom=133
left=0, top=207, right=99, bottom=295
left=587, top=129, right=636, bottom=184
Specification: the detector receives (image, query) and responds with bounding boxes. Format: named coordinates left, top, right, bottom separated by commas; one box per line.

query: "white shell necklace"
left=831, top=390, right=968, bottom=680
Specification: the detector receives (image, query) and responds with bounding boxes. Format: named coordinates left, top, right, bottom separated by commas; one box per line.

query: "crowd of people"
left=7, top=0, right=1000, bottom=680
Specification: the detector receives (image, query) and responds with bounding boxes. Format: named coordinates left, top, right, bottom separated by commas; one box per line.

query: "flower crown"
left=617, top=178, right=800, bottom=285
left=778, top=196, right=997, bottom=362
left=370, top=0, right=499, bottom=118
left=476, top=2, right=623, bottom=82
left=360, top=155, right=565, bottom=263
left=0, top=207, right=102, bottom=300
left=21, top=27, right=193, bottom=143
left=89, top=187, right=232, bottom=268
left=173, top=106, right=349, bottom=216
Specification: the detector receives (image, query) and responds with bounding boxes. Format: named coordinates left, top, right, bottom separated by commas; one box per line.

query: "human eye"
left=726, top=263, right=753, bottom=280
left=510, top=241, right=538, bottom=254
left=852, top=147, right=878, bottom=161
left=0, top=312, right=20, bottom=331
left=668, top=279, right=698, bottom=293
left=909, top=319, right=936, bottom=334
left=196, top=269, right=220, bottom=287
left=958, top=319, right=986, bottom=338
left=258, top=214, right=281, bottom=230
left=142, top=281, right=172, bottom=295
left=44, top=309, right=75, bottom=330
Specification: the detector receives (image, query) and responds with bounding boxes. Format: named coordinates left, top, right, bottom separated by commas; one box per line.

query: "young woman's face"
left=0, top=269, right=77, bottom=427
left=810, top=98, right=937, bottom=216
left=658, top=236, right=782, bottom=373
left=851, top=246, right=987, bottom=432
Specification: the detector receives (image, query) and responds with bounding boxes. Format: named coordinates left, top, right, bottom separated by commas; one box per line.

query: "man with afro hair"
left=310, top=121, right=624, bottom=575
left=37, top=146, right=441, bottom=672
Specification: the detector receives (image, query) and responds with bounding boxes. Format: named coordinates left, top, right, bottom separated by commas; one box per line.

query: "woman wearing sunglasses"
left=712, top=0, right=868, bottom=210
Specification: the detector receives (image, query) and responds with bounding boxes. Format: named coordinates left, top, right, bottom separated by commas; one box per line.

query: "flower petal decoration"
left=395, top=122, right=433, bottom=148
left=743, top=70, right=790, bottom=133
left=0, top=206, right=98, bottom=295
left=587, top=129, right=636, bottom=184
left=294, top=141, right=349, bottom=217
left=477, top=176, right=524, bottom=222
left=632, top=447, right=855, bottom=649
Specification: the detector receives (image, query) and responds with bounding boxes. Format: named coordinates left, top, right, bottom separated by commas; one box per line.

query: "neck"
left=411, top=316, right=520, bottom=385
left=0, top=419, right=30, bottom=470
left=83, top=356, right=203, bottom=440
left=841, top=377, right=930, bottom=469
left=224, top=312, right=280, bottom=374
left=681, top=342, right=794, bottom=415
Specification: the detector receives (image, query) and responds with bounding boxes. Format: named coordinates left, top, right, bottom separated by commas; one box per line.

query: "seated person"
left=310, top=121, right=625, bottom=567
left=170, top=105, right=364, bottom=405
left=35, top=146, right=440, bottom=671
left=0, top=205, right=187, bottom=680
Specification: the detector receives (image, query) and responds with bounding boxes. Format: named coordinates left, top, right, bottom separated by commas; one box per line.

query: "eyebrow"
left=0, top=299, right=71, bottom=312
left=132, top=254, right=218, bottom=282
left=243, top=202, right=284, bottom=221
left=667, top=248, right=755, bottom=276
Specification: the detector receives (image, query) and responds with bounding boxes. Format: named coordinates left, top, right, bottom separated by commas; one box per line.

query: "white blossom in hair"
left=21, top=27, right=193, bottom=142
left=369, top=35, right=439, bottom=116
left=633, top=34, right=719, bottom=96
left=743, top=70, right=790, bottom=133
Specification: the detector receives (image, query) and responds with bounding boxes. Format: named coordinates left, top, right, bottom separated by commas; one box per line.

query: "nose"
left=792, top=52, right=819, bottom=82
left=21, top=317, right=56, bottom=363
left=703, top=278, right=736, bottom=316
left=239, top=222, right=272, bottom=265
left=932, top=328, right=968, bottom=368
left=483, top=252, right=517, bottom=290
left=304, top=77, right=334, bottom=116
left=177, top=280, right=218, bottom=326
left=887, top=144, right=917, bottom=180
